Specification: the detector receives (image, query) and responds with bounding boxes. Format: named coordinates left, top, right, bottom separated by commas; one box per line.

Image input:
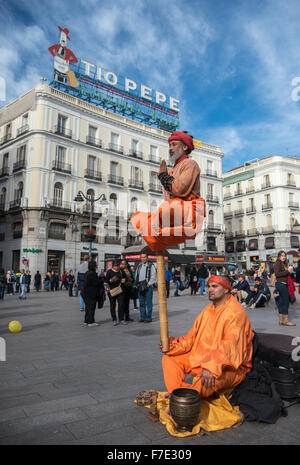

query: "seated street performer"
left=161, top=275, right=254, bottom=398
left=131, top=131, right=205, bottom=251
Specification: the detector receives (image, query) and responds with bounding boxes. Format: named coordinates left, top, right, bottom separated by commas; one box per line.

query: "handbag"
left=109, top=285, right=123, bottom=297
left=137, top=280, right=148, bottom=294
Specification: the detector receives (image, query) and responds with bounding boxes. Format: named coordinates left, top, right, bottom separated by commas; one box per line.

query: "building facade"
left=0, top=83, right=224, bottom=275
left=223, top=156, right=300, bottom=270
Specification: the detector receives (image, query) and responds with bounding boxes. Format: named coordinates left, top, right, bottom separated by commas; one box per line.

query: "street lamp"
left=74, top=191, right=109, bottom=259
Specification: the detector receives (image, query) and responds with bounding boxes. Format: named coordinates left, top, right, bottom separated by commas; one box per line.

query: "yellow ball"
left=8, top=321, right=22, bottom=333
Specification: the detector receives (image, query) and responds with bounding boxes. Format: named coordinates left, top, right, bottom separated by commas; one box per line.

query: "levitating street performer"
left=131, top=131, right=206, bottom=251
left=161, top=275, right=254, bottom=397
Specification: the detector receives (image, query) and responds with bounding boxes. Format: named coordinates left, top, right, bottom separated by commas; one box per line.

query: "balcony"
left=107, top=174, right=124, bottom=186
left=261, top=203, right=273, bottom=211
left=206, top=170, right=218, bottom=177
left=206, top=195, right=219, bottom=203
left=129, top=179, right=144, bottom=190
left=13, top=159, right=26, bottom=172
left=108, top=143, right=123, bottom=154
left=206, top=223, right=222, bottom=232
left=261, top=226, right=275, bottom=234
left=128, top=149, right=143, bottom=160
left=234, top=190, right=243, bottom=196
left=48, top=199, right=72, bottom=211
left=0, top=166, right=9, bottom=178
left=261, top=182, right=271, bottom=190
left=107, top=208, right=124, bottom=218
left=52, top=160, right=72, bottom=174
left=247, top=228, right=259, bottom=236
left=235, top=230, right=246, bottom=238
left=225, top=231, right=235, bottom=239
left=0, top=133, right=12, bottom=145
left=234, top=209, right=244, bottom=217
left=104, top=236, right=122, bottom=244
left=84, top=169, right=103, bottom=181
left=207, top=245, right=218, bottom=251
left=86, top=136, right=102, bottom=148
left=286, top=182, right=296, bottom=187
left=289, top=201, right=299, bottom=209
left=246, top=206, right=256, bottom=214
left=149, top=183, right=163, bottom=194
left=246, top=187, right=255, bottom=193
left=81, top=234, right=99, bottom=243
left=224, top=211, right=233, bottom=219
left=54, top=125, right=72, bottom=139
left=224, top=193, right=232, bottom=200
left=149, top=155, right=161, bottom=165
left=17, top=124, right=29, bottom=136
left=9, top=199, right=22, bottom=210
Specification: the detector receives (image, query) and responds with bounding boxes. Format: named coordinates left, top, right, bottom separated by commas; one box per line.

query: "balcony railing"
left=86, top=136, right=102, bottom=147
left=0, top=166, right=9, bottom=177
left=261, top=182, right=271, bottom=190
left=246, top=206, right=256, bottom=214
left=261, top=203, right=273, bottom=210
left=286, top=182, right=296, bottom=187
left=235, top=230, right=246, bottom=238
left=247, top=228, right=259, bottom=236
left=289, top=202, right=299, bottom=209
left=108, top=143, right=123, bottom=154
left=13, top=159, right=26, bottom=172
left=52, top=160, right=72, bottom=174
left=0, top=133, right=12, bottom=145
left=9, top=199, right=22, bottom=210
left=206, top=223, right=222, bottom=232
left=149, top=155, right=161, bottom=164
left=129, top=149, right=143, bottom=160
left=207, top=245, right=218, bottom=251
left=261, top=226, right=274, bottom=234
left=107, top=174, right=124, bottom=185
left=225, top=231, right=235, bottom=239
left=234, top=209, right=244, bottom=216
left=129, top=179, right=144, bottom=190
left=84, top=169, right=103, bottom=181
left=224, top=211, right=233, bottom=218
left=224, top=193, right=232, bottom=200
left=149, top=183, right=163, bottom=193
left=206, top=170, right=218, bottom=177
left=49, top=199, right=72, bottom=211
left=234, top=190, right=243, bottom=196
left=17, top=124, right=29, bottom=136
left=104, top=236, right=121, bottom=244
left=54, top=125, right=72, bottom=139
left=246, top=187, right=255, bottom=193
left=206, top=195, right=219, bottom=203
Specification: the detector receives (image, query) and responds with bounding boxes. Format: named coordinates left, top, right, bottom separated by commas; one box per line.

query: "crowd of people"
left=1, top=248, right=299, bottom=328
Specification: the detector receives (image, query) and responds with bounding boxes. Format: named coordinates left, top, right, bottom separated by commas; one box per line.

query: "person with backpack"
left=135, top=253, right=157, bottom=322
left=197, top=263, right=208, bottom=296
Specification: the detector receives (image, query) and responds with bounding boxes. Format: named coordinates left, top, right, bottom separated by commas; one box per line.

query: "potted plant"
left=84, top=229, right=96, bottom=242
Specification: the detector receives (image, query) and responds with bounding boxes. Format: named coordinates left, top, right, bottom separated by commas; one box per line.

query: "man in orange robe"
left=131, top=131, right=205, bottom=251
left=161, top=275, right=254, bottom=397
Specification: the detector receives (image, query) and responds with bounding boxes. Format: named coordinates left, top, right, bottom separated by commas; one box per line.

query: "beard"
left=170, top=146, right=184, bottom=164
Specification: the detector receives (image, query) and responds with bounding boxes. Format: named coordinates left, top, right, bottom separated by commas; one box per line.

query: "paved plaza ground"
left=0, top=286, right=299, bottom=446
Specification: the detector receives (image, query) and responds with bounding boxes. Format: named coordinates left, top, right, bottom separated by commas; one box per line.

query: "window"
left=207, top=236, right=216, bottom=250
left=249, top=239, right=258, bottom=250
left=57, top=114, right=67, bottom=131
left=265, top=237, right=275, bottom=249
left=236, top=240, right=246, bottom=252
left=109, top=193, right=117, bottom=210
left=150, top=200, right=157, bottom=212
left=150, top=145, right=157, bottom=157
left=88, top=126, right=97, bottom=139
left=87, top=155, right=95, bottom=172
left=237, top=183, right=242, bottom=194
left=226, top=242, right=234, bottom=253
left=53, top=182, right=63, bottom=206
left=249, top=198, right=254, bottom=210
left=12, top=222, right=23, bottom=239
left=110, top=161, right=118, bottom=177
left=16, top=145, right=26, bottom=162
left=2, top=153, right=8, bottom=169
left=208, top=210, right=214, bottom=226
left=131, top=139, right=139, bottom=154
left=111, top=132, right=119, bottom=145
left=15, top=182, right=23, bottom=200
left=130, top=197, right=138, bottom=212
left=48, top=222, right=66, bottom=240
left=248, top=179, right=254, bottom=191
left=207, top=183, right=213, bottom=197
left=287, top=173, right=295, bottom=186
left=264, top=174, right=271, bottom=187
left=237, top=200, right=243, bottom=211
left=55, top=146, right=65, bottom=164
left=291, top=236, right=300, bottom=248
left=22, top=113, right=28, bottom=125
left=0, top=187, right=6, bottom=206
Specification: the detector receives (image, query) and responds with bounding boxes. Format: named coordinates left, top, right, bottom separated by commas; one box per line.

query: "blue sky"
left=1, top=0, right=300, bottom=171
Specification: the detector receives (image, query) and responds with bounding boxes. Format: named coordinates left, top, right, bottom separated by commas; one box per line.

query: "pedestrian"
left=67, top=270, right=75, bottom=297
left=189, top=266, right=198, bottom=296
left=197, top=263, right=208, bottom=296
left=26, top=271, right=31, bottom=293
left=44, top=271, right=51, bottom=291
left=0, top=268, right=6, bottom=300
left=81, top=260, right=104, bottom=327
left=19, top=269, right=27, bottom=299
left=105, top=260, right=126, bottom=326
left=6, top=270, right=13, bottom=296
left=130, top=265, right=138, bottom=309
left=75, top=255, right=89, bottom=312
left=243, top=277, right=270, bottom=309
left=135, top=253, right=157, bottom=322
left=274, top=250, right=296, bottom=326
left=232, top=274, right=251, bottom=303
left=15, top=271, right=21, bottom=293
left=10, top=270, right=17, bottom=294
left=173, top=265, right=181, bottom=297
left=53, top=272, right=59, bottom=291
left=296, top=248, right=300, bottom=287
left=61, top=270, right=67, bottom=290
left=120, top=259, right=135, bottom=322
left=165, top=268, right=172, bottom=298
left=34, top=270, right=42, bottom=292
left=287, top=264, right=296, bottom=304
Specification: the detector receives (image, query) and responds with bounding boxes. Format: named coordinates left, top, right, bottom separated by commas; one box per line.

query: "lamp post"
left=74, top=191, right=109, bottom=260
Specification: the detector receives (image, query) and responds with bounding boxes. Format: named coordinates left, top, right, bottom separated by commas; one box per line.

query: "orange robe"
left=131, top=158, right=205, bottom=252
left=162, top=295, right=254, bottom=397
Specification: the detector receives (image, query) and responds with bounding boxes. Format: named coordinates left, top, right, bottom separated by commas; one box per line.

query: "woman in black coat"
left=81, top=261, right=104, bottom=327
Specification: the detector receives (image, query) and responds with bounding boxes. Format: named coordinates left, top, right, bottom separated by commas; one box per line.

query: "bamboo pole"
left=156, top=250, right=169, bottom=352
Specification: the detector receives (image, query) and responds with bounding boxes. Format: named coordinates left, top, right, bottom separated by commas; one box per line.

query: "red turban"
left=207, top=276, right=232, bottom=292
left=168, top=131, right=194, bottom=154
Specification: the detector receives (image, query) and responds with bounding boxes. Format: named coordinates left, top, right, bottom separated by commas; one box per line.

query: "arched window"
left=53, top=182, right=63, bottom=207
left=109, top=193, right=117, bottom=213
left=131, top=197, right=138, bottom=212
left=150, top=200, right=157, bottom=213
left=15, top=181, right=23, bottom=200
left=208, top=210, right=214, bottom=226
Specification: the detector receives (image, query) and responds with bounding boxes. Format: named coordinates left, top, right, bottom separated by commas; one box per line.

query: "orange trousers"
left=162, top=353, right=239, bottom=398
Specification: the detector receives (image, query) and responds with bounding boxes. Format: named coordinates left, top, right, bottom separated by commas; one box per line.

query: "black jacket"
left=197, top=265, right=209, bottom=279
left=81, top=271, right=104, bottom=301
left=233, top=280, right=251, bottom=293
left=105, top=269, right=126, bottom=289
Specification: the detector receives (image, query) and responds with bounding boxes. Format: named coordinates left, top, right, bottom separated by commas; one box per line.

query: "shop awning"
left=166, top=252, right=195, bottom=264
